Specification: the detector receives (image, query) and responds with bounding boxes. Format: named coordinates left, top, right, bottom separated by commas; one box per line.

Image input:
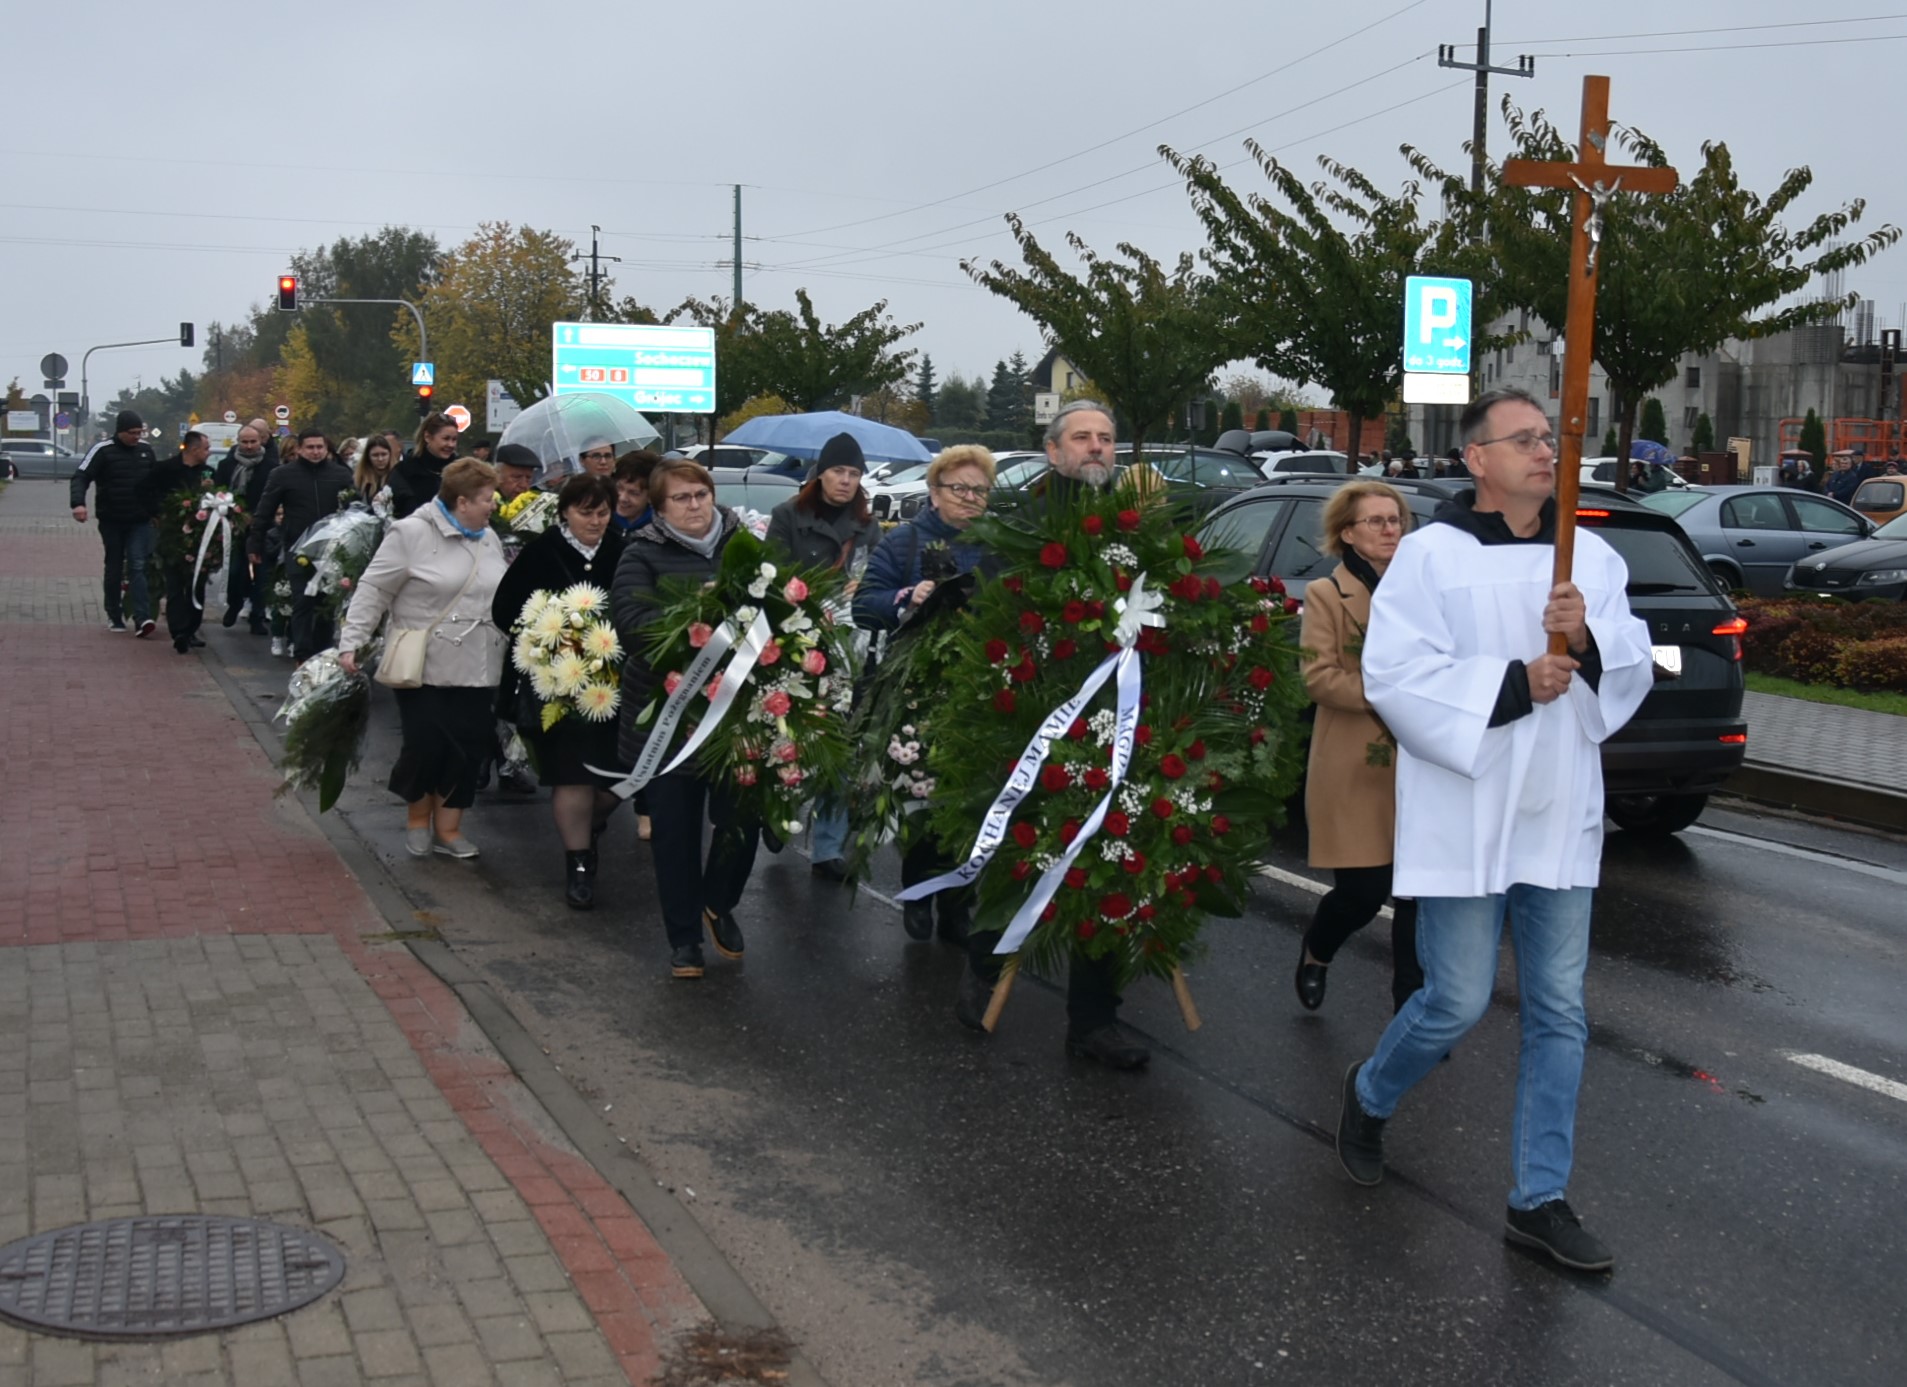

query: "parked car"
left=1849, top=475, right=1907, bottom=527
left=1259, top=449, right=1350, bottom=476
left=1639, top=485, right=1874, bottom=595
left=707, top=466, right=798, bottom=521
left=1202, top=475, right=1748, bottom=835
left=866, top=458, right=945, bottom=521
left=1581, top=456, right=1689, bottom=490
left=1, top=438, right=82, bottom=479
left=1783, top=511, right=1907, bottom=600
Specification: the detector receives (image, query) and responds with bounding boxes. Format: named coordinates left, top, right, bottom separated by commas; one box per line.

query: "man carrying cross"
left=1331, top=386, right=1655, bottom=1271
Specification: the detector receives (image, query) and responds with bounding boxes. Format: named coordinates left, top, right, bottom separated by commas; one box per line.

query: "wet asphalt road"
left=215, top=630, right=1907, bottom=1387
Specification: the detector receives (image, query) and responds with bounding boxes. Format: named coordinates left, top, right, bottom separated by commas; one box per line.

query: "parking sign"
left=1402, top=276, right=1473, bottom=375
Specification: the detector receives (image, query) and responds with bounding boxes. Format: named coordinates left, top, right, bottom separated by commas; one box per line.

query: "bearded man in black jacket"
left=69, top=410, right=159, bottom=635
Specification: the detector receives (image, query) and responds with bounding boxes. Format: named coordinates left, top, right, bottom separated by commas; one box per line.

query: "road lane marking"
left=1688, top=826, right=1907, bottom=888
left=1252, top=864, right=1393, bottom=918
left=1781, top=1051, right=1907, bottom=1104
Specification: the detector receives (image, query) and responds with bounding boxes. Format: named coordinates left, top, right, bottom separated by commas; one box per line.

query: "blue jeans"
left=1355, top=885, right=1594, bottom=1210
left=99, top=520, right=156, bottom=624
left=809, top=804, right=850, bottom=862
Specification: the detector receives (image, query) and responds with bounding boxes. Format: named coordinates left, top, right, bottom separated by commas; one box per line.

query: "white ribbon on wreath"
left=189, top=490, right=242, bottom=609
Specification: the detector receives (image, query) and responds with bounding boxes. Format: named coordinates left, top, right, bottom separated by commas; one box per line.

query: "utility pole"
left=1437, top=1, right=1535, bottom=194
left=579, top=225, right=619, bottom=321
left=732, top=185, right=744, bottom=312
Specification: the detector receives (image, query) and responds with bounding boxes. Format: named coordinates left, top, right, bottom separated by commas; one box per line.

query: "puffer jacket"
left=611, top=507, right=744, bottom=766
left=70, top=439, right=158, bottom=523
left=853, top=503, right=985, bottom=632
left=764, top=494, right=882, bottom=573
left=248, top=456, right=354, bottom=560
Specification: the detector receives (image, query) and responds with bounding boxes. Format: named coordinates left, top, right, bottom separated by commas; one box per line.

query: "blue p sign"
left=1403, top=276, right=1473, bottom=375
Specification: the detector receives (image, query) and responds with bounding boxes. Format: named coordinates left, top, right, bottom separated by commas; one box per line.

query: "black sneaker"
left=670, top=943, right=706, bottom=979
left=135, top=619, right=156, bottom=639
left=189, top=635, right=206, bottom=647
left=1505, top=1200, right=1614, bottom=1273
left=902, top=899, right=935, bottom=941
left=809, top=857, right=849, bottom=882
left=1065, top=1024, right=1150, bottom=1071
left=106, top=619, right=127, bottom=632
left=1336, top=1062, right=1387, bottom=1187
left=703, top=909, right=744, bottom=960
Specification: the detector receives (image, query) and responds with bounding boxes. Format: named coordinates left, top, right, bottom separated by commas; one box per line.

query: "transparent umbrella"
left=497, top=392, right=661, bottom=484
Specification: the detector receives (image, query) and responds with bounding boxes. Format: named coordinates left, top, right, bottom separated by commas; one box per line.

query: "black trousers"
left=165, top=561, right=209, bottom=645
left=1303, top=862, right=1424, bottom=1011
left=98, top=521, right=154, bottom=624
left=287, top=562, right=333, bottom=660
left=644, top=772, right=761, bottom=949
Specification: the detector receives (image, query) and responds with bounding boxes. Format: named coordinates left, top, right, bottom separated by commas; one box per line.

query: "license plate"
left=1651, top=644, right=1683, bottom=677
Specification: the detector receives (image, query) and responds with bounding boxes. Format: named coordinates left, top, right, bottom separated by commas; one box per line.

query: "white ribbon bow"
left=189, top=491, right=241, bottom=609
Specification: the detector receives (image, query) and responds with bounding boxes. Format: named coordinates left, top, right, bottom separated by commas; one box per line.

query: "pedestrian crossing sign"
left=411, top=362, right=435, bottom=387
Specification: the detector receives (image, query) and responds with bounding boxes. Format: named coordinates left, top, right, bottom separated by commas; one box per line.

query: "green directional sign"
left=552, top=322, right=717, bottom=413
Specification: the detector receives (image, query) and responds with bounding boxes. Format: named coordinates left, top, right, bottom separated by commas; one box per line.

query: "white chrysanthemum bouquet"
left=510, top=583, right=624, bottom=730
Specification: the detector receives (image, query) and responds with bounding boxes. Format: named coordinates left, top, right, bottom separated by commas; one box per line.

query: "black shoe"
left=761, top=823, right=786, bottom=854
left=564, top=849, right=596, bottom=910
left=1065, top=1024, right=1150, bottom=1071
left=954, top=969, right=994, bottom=1033
left=174, top=639, right=191, bottom=654
left=189, top=634, right=206, bottom=648
left=902, top=899, right=935, bottom=941
left=935, top=900, right=970, bottom=946
left=1336, top=1062, right=1386, bottom=1187
left=221, top=607, right=240, bottom=628
left=670, top=943, right=705, bottom=979
left=106, top=620, right=128, bottom=632
left=498, top=768, right=537, bottom=797
left=1505, top=1200, right=1614, bottom=1273
left=1295, top=943, right=1328, bottom=1011
left=703, top=908, right=744, bottom=960
left=136, top=619, right=156, bottom=639
left=810, top=857, right=849, bottom=882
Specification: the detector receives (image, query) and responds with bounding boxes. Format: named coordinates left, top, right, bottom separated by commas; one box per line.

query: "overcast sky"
left=9, top=1, right=1907, bottom=418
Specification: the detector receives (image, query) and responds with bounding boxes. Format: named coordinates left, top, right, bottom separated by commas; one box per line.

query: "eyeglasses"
left=933, top=482, right=989, bottom=499
left=1474, top=430, right=1558, bottom=455
left=1351, top=516, right=1404, bottom=531
left=666, top=489, right=712, bottom=507
left=581, top=448, right=615, bottom=462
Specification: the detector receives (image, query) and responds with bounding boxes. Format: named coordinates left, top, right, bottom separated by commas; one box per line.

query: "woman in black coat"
left=491, top=474, right=628, bottom=908
left=611, top=457, right=757, bottom=980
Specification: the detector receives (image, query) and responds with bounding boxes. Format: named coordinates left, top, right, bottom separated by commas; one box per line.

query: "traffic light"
left=415, top=384, right=434, bottom=417
left=276, top=275, right=300, bottom=312
left=180, top=322, right=194, bottom=348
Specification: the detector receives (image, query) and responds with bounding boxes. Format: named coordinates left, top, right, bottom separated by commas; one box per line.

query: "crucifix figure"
left=1502, top=75, right=1678, bottom=653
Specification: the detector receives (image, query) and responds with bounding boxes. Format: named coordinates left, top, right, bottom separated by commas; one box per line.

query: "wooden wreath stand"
left=980, top=957, right=1202, bottom=1033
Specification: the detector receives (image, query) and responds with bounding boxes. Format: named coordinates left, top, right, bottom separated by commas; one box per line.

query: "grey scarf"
left=653, top=514, right=723, bottom=559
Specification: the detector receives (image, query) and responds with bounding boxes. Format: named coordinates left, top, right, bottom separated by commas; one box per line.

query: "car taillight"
left=1576, top=508, right=1611, bottom=519
left=1719, top=732, right=1747, bottom=744
left=1712, top=616, right=1747, bottom=661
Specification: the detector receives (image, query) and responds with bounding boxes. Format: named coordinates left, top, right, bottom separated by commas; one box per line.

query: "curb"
left=1723, top=762, right=1907, bottom=835
left=199, top=642, right=830, bottom=1387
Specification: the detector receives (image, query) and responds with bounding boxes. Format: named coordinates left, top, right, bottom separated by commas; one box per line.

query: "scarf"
left=1341, top=549, right=1384, bottom=594
left=653, top=514, right=723, bottom=560
left=436, top=498, right=487, bottom=540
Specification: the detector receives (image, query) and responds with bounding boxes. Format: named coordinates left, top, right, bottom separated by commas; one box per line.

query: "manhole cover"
left=0, top=1215, right=345, bottom=1340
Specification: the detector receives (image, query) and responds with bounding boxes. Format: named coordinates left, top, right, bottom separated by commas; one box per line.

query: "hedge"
left=1736, top=597, right=1907, bottom=692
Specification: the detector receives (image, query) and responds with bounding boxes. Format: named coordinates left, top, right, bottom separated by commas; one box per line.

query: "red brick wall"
left=1294, top=409, right=1388, bottom=456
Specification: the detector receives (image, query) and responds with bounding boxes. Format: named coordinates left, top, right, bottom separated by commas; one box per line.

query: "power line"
left=1498, top=13, right=1907, bottom=46
left=1531, top=33, right=1907, bottom=59
left=769, top=0, right=1435, bottom=242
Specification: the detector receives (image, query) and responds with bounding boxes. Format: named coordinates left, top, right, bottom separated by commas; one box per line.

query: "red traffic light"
left=416, top=384, right=433, bottom=400
left=415, top=384, right=435, bottom=417
left=276, top=275, right=300, bottom=312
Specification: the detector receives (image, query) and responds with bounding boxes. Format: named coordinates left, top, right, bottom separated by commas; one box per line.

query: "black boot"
left=564, top=849, right=596, bottom=910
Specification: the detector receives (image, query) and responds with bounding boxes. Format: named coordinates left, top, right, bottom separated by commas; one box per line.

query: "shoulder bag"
left=376, top=542, right=483, bottom=690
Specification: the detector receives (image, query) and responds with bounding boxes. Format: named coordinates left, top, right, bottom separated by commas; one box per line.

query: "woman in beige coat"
left=339, top=459, right=508, bottom=861
left=1294, top=480, right=1423, bottom=1013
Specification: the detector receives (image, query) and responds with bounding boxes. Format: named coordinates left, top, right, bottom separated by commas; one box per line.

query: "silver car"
left=1640, top=484, right=1874, bottom=595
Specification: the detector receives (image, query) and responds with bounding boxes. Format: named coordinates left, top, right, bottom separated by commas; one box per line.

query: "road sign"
left=411, top=362, right=436, bottom=387
left=54, top=412, right=72, bottom=429
left=552, top=322, right=716, bottom=414
left=1402, top=275, right=1473, bottom=375
left=274, top=404, right=291, bottom=421
left=485, top=380, right=522, bottom=433
left=5, top=410, right=37, bottom=432
left=444, top=404, right=472, bottom=433
left=223, top=410, right=238, bottom=424
left=40, top=353, right=67, bottom=381
left=275, top=425, right=290, bottom=437
left=1033, top=391, right=1060, bottom=425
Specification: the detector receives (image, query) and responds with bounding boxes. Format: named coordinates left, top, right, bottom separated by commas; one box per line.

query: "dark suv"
left=1201, top=476, right=1748, bottom=836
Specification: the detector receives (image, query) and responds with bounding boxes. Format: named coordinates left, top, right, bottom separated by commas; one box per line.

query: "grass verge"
left=1745, top=671, right=1907, bottom=717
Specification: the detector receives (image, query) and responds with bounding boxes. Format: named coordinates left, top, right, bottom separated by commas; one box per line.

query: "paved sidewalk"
left=0, top=483, right=713, bottom=1381
left=1741, top=689, right=1905, bottom=788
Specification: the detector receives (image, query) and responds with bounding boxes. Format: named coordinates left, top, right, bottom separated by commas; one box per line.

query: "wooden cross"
left=1502, top=75, right=1678, bottom=655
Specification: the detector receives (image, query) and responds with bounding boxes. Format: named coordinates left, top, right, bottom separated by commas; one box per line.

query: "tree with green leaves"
left=1446, top=100, right=1898, bottom=487
left=916, top=354, right=937, bottom=423
left=1385, top=413, right=1414, bottom=454
left=1254, top=407, right=1272, bottom=431
left=1799, top=408, right=1827, bottom=469
left=1220, top=400, right=1244, bottom=435
left=1638, top=397, right=1668, bottom=446
left=963, top=215, right=1230, bottom=460
left=934, top=370, right=986, bottom=431
left=1165, top=142, right=1509, bottom=473
left=1691, top=412, right=1715, bottom=454
left=1602, top=426, right=1620, bottom=455
left=1278, top=407, right=1299, bottom=434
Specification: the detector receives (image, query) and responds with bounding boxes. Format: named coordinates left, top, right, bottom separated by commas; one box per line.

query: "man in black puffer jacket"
left=69, top=410, right=160, bottom=635
left=249, top=428, right=353, bottom=660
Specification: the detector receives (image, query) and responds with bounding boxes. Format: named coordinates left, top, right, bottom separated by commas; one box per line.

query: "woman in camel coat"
left=1294, top=480, right=1423, bottom=1014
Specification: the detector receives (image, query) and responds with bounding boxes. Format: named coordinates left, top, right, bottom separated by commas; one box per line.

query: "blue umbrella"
left=724, top=410, right=932, bottom=465
left=1629, top=439, right=1677, bottom=468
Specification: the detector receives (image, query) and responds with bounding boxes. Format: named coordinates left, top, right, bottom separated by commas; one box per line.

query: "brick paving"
left=1741, top=689, right=1905, bottom=790
left=0, top=481, right=710, bottom=1384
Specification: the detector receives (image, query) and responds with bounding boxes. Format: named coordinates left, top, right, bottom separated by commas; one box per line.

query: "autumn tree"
left=1450, top=101, right=1898, bottom=487
left=399, top=222, right=587, bottom=412
left=963, top=214, right=1230, bottom=459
